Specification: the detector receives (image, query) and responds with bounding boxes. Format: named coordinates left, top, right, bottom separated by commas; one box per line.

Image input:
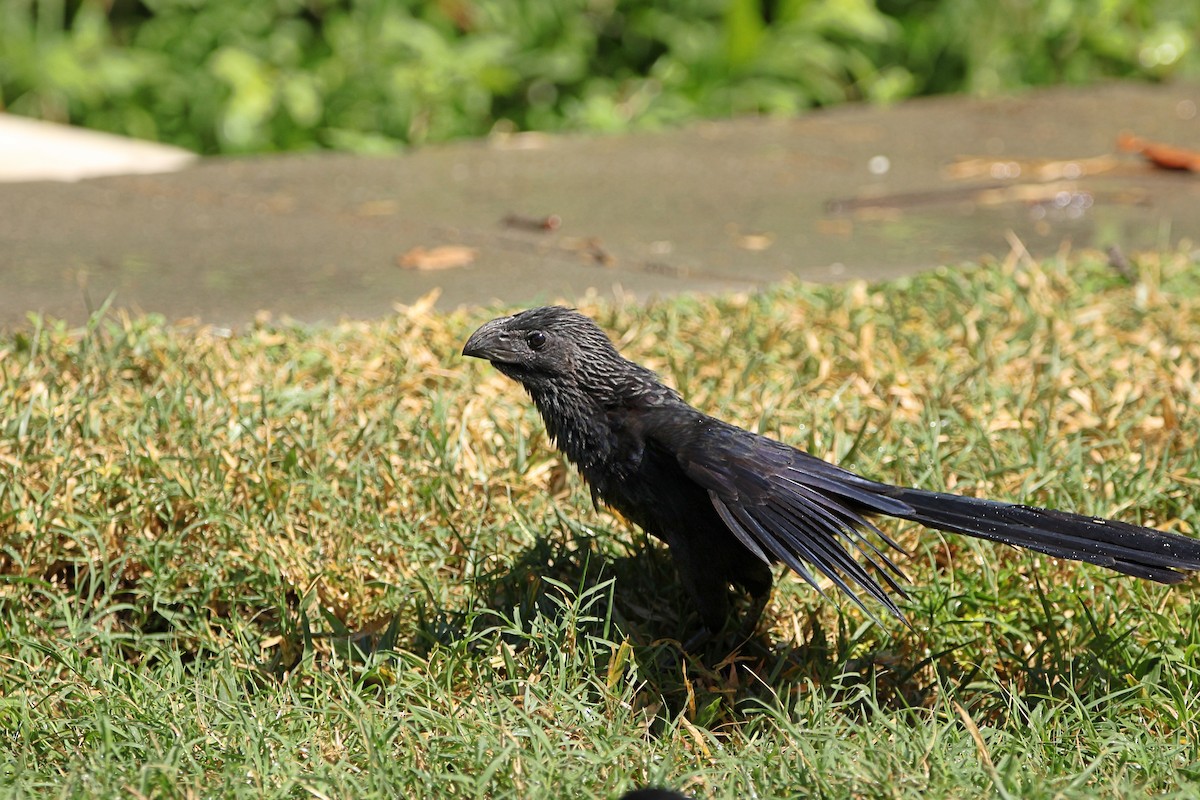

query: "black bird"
left=463, top=306, right=1200, bottom=641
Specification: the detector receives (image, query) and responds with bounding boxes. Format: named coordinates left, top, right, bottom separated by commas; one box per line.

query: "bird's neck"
left=526, top=363, right=675, bottom=474
left=529, top=381, right=618, bottom=472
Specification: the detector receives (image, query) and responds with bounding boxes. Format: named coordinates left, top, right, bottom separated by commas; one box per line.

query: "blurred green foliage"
left=1, top=0, right=1197, bottom=154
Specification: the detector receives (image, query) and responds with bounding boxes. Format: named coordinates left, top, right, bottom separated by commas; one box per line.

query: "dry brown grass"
left=3, top=250, right=1199, bottom=635
left=2, top=248, right=1200, bottom=797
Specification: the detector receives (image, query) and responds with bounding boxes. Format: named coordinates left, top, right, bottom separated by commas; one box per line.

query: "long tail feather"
left=885, top=487, right=1200, bottom=584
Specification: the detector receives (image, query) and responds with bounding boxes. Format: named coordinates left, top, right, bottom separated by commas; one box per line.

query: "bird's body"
left=464, top=306, right=1200, bottom=639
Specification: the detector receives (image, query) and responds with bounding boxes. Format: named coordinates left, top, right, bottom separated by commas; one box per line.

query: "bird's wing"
left=641, top=408, right=914, bottom=621
left=642, top=407, right=1200, bottom=620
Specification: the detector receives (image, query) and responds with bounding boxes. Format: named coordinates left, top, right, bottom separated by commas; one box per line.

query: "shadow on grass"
left=389, top=512, right=1191, bottom=730
left=14, top=513, right=1177, bottom=734
left=392, top=514, right=985, bottom=723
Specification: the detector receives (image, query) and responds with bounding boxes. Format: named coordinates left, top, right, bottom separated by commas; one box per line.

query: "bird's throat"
left=528, top=383, right=615, bottom=474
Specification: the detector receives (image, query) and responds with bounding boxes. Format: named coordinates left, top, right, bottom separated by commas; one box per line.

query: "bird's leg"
left=669, top=548, right=731, bottom=651
left=682, top=581, right=771, bottom=653
left=680, top=589, right=766, bottom=655
left=681, top=627, right=715, bottom=652
left=730, top=561, right=774, bottom=646
left=735, top=589, right=770, bottom=645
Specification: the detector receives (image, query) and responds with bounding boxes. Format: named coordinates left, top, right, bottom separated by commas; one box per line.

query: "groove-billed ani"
left=463, top=306, right=1200, bottom=640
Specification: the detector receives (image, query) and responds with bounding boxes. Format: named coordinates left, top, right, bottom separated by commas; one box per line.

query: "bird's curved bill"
left=462, top=315, right=517, bottom=362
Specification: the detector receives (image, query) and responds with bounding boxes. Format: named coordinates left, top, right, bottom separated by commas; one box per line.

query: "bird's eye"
left=526, top=330, right=547, bottom=351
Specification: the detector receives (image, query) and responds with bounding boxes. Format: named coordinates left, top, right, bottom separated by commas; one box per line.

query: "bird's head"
left=463, top=306, right=680, bottom=467
left=462, top=306, right=621, bottom=388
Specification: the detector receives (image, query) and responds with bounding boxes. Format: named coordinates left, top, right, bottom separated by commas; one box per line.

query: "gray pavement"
left=2, top=82, right=1198, bottom=327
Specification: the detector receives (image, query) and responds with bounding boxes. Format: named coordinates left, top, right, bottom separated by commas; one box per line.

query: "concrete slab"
left=1, top=82, right=1197, bottom=327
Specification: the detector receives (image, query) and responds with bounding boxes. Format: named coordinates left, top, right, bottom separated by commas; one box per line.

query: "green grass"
left=3, top=249, right=1200, bottom=798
